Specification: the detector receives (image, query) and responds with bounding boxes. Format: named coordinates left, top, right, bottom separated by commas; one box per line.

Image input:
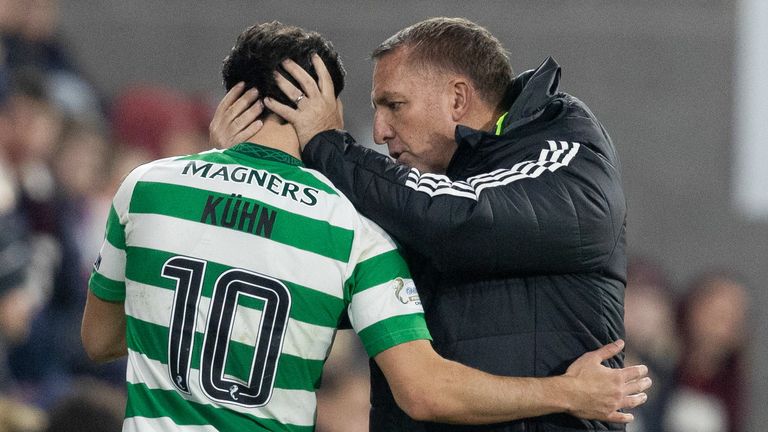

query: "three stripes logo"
left=404, top=140, right=581, bottom=200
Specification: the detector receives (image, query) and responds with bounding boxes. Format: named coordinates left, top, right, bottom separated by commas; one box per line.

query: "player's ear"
left=449, top=78, right=472, bottom=122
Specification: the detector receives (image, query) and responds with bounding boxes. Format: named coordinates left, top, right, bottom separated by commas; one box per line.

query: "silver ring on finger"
left=293, top=93, right=305, bottom=106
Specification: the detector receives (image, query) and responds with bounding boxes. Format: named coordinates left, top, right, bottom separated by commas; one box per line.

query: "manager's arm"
left=300, top=130, right=623, bottom=276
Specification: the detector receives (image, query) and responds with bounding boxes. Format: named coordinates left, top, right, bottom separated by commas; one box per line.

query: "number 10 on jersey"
left=161, top=256, right=292, bottom=407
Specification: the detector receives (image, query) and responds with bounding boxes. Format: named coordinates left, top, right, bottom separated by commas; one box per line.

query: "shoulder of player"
left=123, top=154, right=194, bottom=184
left=112, top=154, right=202, bottom=216
left=294, top=165, right=356, bottom=202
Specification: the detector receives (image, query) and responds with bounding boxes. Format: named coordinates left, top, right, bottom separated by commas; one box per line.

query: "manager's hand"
left=209, top=82, right=265, bottom=148
left=265, top=54, right=344, bottom=149
left=562, top=340, right=651, bottom=423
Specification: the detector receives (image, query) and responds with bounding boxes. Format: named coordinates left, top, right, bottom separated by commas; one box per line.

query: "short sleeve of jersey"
left=345, top=215, right=431, bottom=358
left=88, top=162, right=154, bottom=302
left=89, top=205, right=127, bottom=301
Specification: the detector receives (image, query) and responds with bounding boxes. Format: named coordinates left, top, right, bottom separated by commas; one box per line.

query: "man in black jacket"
left=215, top=17, right=628, bottom=432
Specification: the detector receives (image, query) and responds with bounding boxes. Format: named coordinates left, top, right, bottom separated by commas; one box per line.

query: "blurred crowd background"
left=0, top=0, right=762, bottom=431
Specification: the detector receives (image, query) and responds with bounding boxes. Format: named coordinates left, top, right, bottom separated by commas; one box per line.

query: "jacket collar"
left=500, top=56, right=561, bottom=134
left=446, top=57, right=562, bottom=178
left=452, top=56, right=562, bottom=150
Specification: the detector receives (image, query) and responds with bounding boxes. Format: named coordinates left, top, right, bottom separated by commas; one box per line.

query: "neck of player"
left=243, top=115, right=301, bottom=160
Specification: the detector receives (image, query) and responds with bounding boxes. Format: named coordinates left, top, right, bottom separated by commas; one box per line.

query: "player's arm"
left=345, top=216, right=649, bottom=424
left=81, top=289, right=127, bottom=363
left=81, top=165, right=144, bottom=364
left=375, top=339, right=650, bottom=424
left=82, top=205, right=129, bottom=364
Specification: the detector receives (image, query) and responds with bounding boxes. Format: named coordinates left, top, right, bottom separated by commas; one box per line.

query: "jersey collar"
left=227, top=142, right=304, bottom=167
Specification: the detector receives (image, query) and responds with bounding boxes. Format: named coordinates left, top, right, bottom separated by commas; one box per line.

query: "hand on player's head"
left=264, top=54, right=344, bottom=149
left=210, top=82, right=265, bottom=148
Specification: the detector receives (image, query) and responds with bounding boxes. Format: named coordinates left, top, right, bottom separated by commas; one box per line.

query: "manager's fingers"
left=622, top=392, right=648, bottom=410
left=620, top=365, right=649, bottom=383
left=282, top=58, right=321, bottom=99
left=232, top=118, right=264, bottom=145
left=273, top=71, right=304, bottom=106
left=605, top=411, right=635, bottom=424
left=624, top=376, right=652, bottom=396
left=311, top=54, right=335, bottom=97
left=263, top=96, right=295, bottom=122
left=213, top=82, right=245, bottom=120
left=226, top=87, right=261, bottom=126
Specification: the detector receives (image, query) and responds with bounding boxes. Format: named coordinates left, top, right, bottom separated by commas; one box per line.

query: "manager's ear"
left=448, top=77, right=473, bottom=122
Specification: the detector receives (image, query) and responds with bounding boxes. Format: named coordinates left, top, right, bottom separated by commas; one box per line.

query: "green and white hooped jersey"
left=88, top=143, right=431, bottom=432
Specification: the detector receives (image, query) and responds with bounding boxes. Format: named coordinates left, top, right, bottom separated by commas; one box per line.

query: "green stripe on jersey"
left=125, top=316, right=323, bottom=391
left=223, top=337, right=259, bottom=383
left=105, top=205, right=126, bottom=250
left=89, top=271, right=126, bottom=302
left=126, top=383, right=313, bottom=432
left=345, top=249, right=411, bottom=296
left=357, top=313, right=432, bottom=358
left=178, top=150, right=338, bottom=196
left=125, top=246, right=345, bottom=327
left=129, top=181, right=353, bottom=262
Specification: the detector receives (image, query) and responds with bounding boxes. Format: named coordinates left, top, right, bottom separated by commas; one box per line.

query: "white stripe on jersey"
left=125, top=280, right=335, bottom=361
left=113, top=157, right=178, bottom=222
left=403, top=141, right=581, bottom=200
left=96, top=239, right=126, bottom=282
left=123, top=417, right=219, bottom=432
left=126, top=350, right=316, bottom=427
left=348, top=277, right=422, bottom=333
left=127, top=213, right=347, bottom=300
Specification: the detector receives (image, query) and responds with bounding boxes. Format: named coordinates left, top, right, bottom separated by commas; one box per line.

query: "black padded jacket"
left=301, top=57, right=627, bottom=432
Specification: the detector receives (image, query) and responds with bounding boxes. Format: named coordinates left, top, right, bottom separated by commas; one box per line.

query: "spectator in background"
left=0, top=396, right=46, bottom=432
left=2, top=0, right=73, bottom=72
left=623, top=257, right=679, bottom=432
left=0, top=71, right=47, bottom=432
left=0, top=17, right=10, bottom=102
left=1, top=22, right=134, bottom=416
left=0, top=210, right=34, bottom=390
left=0, top=0, right=24, bottom=54
left=665, top=271, right=749, bottom=432
left=52, top=119, right=110, bottom=275
left=5, top=72, right=65, bottom=295
left=1, top=0, right=101, bottom=122
left=47, top=119, right=129, bottom=387
left=2, top=72, right=75, bottom=408
left=6, top=72, right=63, bottom=192
left=0, top=64, right=34, bottom=394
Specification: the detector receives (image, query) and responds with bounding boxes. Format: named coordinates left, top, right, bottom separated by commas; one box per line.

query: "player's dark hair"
left=372, top=17, right=513, bottom=110
left=222, top=21, right=345, bottom=119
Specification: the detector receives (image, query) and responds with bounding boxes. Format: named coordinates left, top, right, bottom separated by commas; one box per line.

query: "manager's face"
left=371, top=48, right=457, bottom=174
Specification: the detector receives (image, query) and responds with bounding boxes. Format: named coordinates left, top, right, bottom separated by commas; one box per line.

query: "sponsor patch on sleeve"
left=393, top=277, right=421, bottom=306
